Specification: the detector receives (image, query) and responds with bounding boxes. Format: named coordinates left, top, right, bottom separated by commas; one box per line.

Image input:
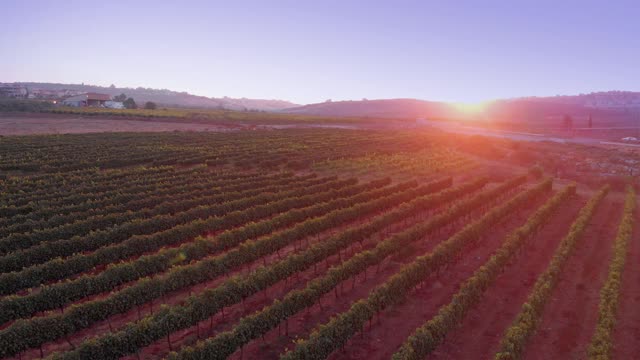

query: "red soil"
left=611, top=202, right=640, bottom=359
left=0, top=114, right=240, bottom=135
left=426, top=195, right=586, bottom=359
left=220, top=185, right=530, bottom=360
left=328, top=189, right=551, bottom=360
left=522, top=198, right=621, bottom=360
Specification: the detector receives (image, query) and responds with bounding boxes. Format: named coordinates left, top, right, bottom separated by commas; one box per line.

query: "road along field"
left=0, top=128, right=635, bottom=360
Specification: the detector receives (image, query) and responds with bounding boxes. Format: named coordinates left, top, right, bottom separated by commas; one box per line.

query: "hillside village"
left=0, top=83, right=298, bottom=111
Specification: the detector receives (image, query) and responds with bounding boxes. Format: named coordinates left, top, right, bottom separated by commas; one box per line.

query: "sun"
left=451, top=101, right=489, bottom=116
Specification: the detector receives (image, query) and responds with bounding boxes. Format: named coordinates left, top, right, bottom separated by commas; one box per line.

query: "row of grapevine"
left=3, top=163, right=172, bottom=185
left=0, top=165, right=204, bottom=207
left=0, top=175, right=328, bottom=270
left=0, top=178, right=425, bottom=358
left=0, top=177, right=417, bottom=324
left=165, top=176, right=525, bottom=360
left=0, top=165, right=217, bottom=216
left=0, top=129, right=434, bottom=175
left=391, top=183, right=577, bottom=359
left=587, top=186, right=636, bottom=359
left=1, top=165, right=181, bottom=202
left=0, top=169, right=255, bottom=226
left=0, top=178, right=365, bottom=295
left=0, top=173, right=319, bottom=255
left=1, top=172, right=277, bottom=232
left=278, top=178, right=552, bottom=360
left=0, top=171, right=295, bottom=239
left=48, top=177, right=490, bottom=360
left=2, top=131, right=461, bottom=181
left=494, top=185, right=610, bottom=360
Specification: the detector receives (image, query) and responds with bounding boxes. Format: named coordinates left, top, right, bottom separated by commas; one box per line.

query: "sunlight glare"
left=451, top=101, right=490, bottom=116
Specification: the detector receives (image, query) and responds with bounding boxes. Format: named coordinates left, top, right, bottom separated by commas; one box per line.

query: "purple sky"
left=2, top=0, right=639, bottom=104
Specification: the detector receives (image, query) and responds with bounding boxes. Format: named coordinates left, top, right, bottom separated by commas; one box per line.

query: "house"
left=61, top=93, right=112, bottom=107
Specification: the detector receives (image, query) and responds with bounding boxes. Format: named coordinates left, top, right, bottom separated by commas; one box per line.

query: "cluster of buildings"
left=0, top=84, right=124, bottom=109
left=60, top=93, right=124, bottom=109
left=0, top=84, right=84, bottom=100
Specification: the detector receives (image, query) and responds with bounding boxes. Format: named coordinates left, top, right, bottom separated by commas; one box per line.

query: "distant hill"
left=281, top=99, right=458, bottom=119
left=7, top=82, right=639, bottom=124
left=4, top=82, right=298, bottom=111
left=281, top=94, right=640, bottom=124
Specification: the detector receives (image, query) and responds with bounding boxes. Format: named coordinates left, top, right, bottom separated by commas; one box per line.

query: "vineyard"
left=0, top=128, right=637, bottom=360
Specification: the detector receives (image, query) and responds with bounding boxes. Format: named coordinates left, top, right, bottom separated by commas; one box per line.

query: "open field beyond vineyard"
left=0, top=129, right=637, bottom=360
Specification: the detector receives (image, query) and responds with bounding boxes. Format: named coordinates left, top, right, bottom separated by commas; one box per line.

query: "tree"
left=144, top=101, right=157, bottom=110
left=563, top=114, right=573, bottom=131
left=123, top=97, right=137, bottom=109
left=113, top=93, right=127, bottom=102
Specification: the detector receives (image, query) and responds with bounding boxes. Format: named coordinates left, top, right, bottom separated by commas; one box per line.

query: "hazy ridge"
left=4, top=82, right=298, bottom=111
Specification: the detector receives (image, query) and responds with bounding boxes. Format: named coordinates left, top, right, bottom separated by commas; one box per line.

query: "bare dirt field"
left=0, top=114, right=239, bottom=135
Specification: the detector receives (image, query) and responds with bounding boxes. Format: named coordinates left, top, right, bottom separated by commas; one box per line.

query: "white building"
left=104, top=101, right=124, bottom=109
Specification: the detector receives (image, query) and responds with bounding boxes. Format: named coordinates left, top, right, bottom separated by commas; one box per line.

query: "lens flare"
left=451, top=101, right=489, bottom=115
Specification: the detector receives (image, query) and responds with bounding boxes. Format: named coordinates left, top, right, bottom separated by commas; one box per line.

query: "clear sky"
left=2, top=0, right=639, bottom=104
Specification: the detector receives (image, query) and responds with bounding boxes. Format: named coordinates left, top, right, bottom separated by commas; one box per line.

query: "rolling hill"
left=281, top=94, right=640, bottom=125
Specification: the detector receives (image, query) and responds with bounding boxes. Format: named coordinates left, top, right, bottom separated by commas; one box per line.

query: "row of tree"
left=113, top=93, right=157, bottom=109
